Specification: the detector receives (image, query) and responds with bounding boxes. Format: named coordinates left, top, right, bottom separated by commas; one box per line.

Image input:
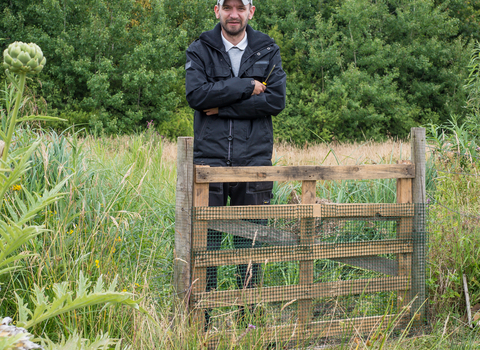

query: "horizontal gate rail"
left=193, top=203, right=415, bottom=220
left=193, top=239, right=412, bottom=267
left=195, top=164, right=415, bottom=182
left=206, top=314, right=408, bottom=348
left=193, top=276, right=409, bottom=308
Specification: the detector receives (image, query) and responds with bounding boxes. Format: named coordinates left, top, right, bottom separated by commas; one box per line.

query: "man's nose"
left=229, top=8, right=239, bottom=18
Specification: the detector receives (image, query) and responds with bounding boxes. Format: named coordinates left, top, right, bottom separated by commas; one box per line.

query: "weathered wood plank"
left=194, top=203, right=415, bottom=220
left=206, top=314, right=406, bottom=348
left=192, top=173, right=209, bottom=329
left=194, top=239, right=412, bottom=267
left=194, top=276, right=408, bottom=308
left=208, top=220, right=298, bottom=246
left=332, top=256, right=398, bottom=276
left=193, top=170, right=210, bottom=207
left=411, top=127, right=427, bottom=320
left=299, top=180, right=316, bottom=326
left=195, top=164, right=415, bottom=183
left=396, top=161, right=413, bottom=310
left=174, top=137, right=193, bottom=301
left=320, top=203, right=415, bottom=218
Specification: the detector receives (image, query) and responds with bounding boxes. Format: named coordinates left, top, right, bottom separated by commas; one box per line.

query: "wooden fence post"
left=411, top=127, right=426, bottom=320
left=396, top=160, right=413, bottom=312
left=174, top=137, right=194, bottom=305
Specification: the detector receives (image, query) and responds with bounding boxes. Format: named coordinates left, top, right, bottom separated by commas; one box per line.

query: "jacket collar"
left=199, top=23, right=274, bottom=52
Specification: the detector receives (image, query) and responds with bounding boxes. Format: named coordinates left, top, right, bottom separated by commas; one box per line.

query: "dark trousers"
left=206, top=181, right=273, bottom=293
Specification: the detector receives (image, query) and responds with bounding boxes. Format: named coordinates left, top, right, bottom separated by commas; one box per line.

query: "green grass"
left=1, top=126, right=480, bottom=349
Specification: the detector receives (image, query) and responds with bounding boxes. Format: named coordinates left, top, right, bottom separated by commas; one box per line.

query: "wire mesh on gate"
left=191, top=203, right=426, bottom=347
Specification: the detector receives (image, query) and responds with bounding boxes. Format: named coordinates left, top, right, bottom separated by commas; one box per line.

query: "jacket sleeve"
left=218, top=50, right=286, bottom=120
left=185, top=46, right=255, bottom=111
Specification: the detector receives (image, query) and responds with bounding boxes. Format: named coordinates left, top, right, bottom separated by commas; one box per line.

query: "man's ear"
left=248, top=5, right=255, bottom=19
left=214, top=5, right=220, bottom=19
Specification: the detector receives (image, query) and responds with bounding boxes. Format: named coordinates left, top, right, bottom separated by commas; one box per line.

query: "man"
left=185, top=0, right=287, bottom=325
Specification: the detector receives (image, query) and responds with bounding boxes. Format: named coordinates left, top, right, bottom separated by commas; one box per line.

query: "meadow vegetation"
left=2, top=124, right=480, bottom=348
left=2, top=4, right=480, bottom=349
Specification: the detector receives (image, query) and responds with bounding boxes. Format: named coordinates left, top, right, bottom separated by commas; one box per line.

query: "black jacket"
left=185, top=23, right=287, bottom=167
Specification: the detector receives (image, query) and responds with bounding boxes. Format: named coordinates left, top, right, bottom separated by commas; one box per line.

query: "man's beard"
left=221, top=18, right=248, bottom=37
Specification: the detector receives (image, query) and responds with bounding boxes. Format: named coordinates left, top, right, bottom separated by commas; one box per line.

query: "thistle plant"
left=0, top=42, right=139, bottom=349
left=0, top=41, right=62, bottom=277
left=2, top=42, right=46, bottom=164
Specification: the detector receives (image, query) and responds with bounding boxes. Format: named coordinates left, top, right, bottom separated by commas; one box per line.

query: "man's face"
left=214, top=0, right=255, bottom=37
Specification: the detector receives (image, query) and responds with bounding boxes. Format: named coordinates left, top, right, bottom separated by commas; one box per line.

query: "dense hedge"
left=1, top=0, right=479, bottom=143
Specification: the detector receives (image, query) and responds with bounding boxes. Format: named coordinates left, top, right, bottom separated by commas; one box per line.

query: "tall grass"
left=0, top=127, right=176, bottom=346
left=2, top=125, right=480, bottom=349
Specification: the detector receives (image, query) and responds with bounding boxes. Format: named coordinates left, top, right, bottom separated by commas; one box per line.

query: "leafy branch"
left=16, top=272, right=143, bottom=330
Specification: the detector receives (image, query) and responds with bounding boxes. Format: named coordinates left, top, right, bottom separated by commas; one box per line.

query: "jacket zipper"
left=221, top=50, right=233, bottom=166
left=227, top=120, right=233, bottom=166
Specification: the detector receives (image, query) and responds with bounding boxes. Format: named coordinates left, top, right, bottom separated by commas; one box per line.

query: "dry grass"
left=158, top=139, right=412, bottom=166
left=272, top=140, right=411, bottom=166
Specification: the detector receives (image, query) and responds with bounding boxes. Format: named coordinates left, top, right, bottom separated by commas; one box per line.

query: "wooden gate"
left=174, top=128, right=426, bottom=347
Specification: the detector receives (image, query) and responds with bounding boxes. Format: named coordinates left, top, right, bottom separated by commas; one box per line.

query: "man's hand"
left=203, top=107, right=219, bottom=115
left=202, top=80, right=266, bottom=115
left=252, top=80, right=266, bottom=95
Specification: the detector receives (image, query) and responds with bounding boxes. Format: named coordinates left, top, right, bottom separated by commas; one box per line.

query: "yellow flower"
left=122, top=289, right=127, bottom=292
left=12, top=184, right=22, bottom=191
left=95, top=259, right=99, bottom=268
left=68, top=229, right=74, bottom=235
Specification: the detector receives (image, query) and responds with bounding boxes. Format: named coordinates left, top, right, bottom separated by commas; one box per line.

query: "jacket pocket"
left=245, top=61, right=269, bottom=80
left=206, top=66, right=231, bottom=81
left=197, top=116, right=216, bottom=141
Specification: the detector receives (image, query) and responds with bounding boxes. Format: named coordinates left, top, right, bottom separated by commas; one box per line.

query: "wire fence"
left=191, top=203, right=427, bottom=347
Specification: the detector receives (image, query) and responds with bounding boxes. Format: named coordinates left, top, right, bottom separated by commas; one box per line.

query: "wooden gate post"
left=174, top=137, right=194, bottom=305
left=299, top=180, right=316, bottom=330
left=192, top=165, right=210, bottom=330
left=410, top=127, right=426, bottom=320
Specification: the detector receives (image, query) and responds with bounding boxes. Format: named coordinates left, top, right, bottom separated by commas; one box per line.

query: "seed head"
left=3, top=42, right=46, bottom=75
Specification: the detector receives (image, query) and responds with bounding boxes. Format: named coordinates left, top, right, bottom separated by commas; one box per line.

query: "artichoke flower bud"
left=3, top=41, right=46, bottom=75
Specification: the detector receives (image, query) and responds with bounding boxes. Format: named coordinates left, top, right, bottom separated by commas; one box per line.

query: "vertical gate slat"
left=396, top=160, right=413, bottom=312
left=192, top=165, right=210, bottom=330
left=299, top=180, right=316, bottom=328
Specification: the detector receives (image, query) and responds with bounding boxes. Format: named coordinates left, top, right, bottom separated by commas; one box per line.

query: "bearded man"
left=185, top=0, right=287, bottom=326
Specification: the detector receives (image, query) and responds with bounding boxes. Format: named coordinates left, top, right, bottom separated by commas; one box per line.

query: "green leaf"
left=4, top=70, right=20, bottom=90
left=41, top=331, right=130, bottom=350
left=16, top=115, right=67, bottom=123
left=16, top=273, right=146, bottom=330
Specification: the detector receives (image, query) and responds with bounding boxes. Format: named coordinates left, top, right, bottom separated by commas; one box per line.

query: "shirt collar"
left=221, top=31, right=248, bottom=52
